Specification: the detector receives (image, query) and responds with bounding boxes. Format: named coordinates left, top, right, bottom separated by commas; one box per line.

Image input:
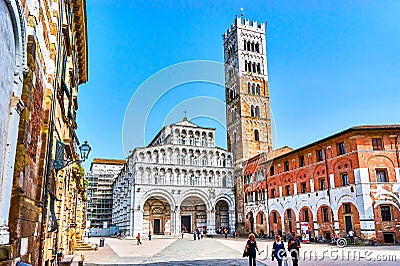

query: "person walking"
left=348, top=229, right=354, bottom=244
left=288, top=232, right=300, bottom=266
left=181, top=230, right=184, bottom=238
left=136, top=233, right=142, bottom=245
left=244, top=233, right=260, bottom=266
left=193, top=229, right=197, bottom=240
left=148, top=231, right=152, bottom=241
left=272, top=235, right=286, bottom=266
left=196, top=228, right=200, bottom=240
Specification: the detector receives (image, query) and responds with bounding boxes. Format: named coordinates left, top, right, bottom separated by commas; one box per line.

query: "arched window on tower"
left=254, top=129, right=260, bottom=141
left=251, top=105, right=255, bottom=117
left=252, top=62, right=256, bottom=73
left=247, top=41, right=251, bottom=51
left=256, top=84, right=260, bottom=95
left=251, top=42, right=255, bottom=52
left=248, top=62, right=252, bottom=72
left=245, top=60, right=248, bottom=71
left=248, top=82, right=251, bottom=94
left=257, top=63, right=261, bottom=74
left=244, top=40, right=247, bottom=50
left=252, top=84, right=256, bottom=95
left=255, top=43, right=260, bottom=53
left=255, top=106, right=260, bottom=118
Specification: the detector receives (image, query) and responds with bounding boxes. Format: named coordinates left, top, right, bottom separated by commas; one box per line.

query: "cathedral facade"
left=112, top=118, right=235, bottom=236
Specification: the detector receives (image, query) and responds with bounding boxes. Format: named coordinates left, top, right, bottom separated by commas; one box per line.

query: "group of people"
left=193, top=227, right=205, bottom=240
left=244, top=232, right=301, bottom=266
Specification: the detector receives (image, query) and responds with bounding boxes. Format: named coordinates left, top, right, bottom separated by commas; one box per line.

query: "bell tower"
left=223, top=16, right=272, bottom=231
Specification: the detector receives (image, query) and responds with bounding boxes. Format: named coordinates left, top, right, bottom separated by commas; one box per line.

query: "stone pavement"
left=72, top=236, right=400, bottom=265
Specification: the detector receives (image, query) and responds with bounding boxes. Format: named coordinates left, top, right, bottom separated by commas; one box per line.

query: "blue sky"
left=77, top=0, right=400, bottom=170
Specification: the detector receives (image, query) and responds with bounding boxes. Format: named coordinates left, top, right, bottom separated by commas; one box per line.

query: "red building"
left=243, top=125, right=400, bottom=244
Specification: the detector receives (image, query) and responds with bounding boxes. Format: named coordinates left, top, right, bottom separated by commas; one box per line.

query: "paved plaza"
left=72, top=236, right=400, bottom=265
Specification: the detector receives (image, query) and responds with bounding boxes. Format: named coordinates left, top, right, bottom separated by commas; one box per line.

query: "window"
left=248, top=82, right=251, bottom=94
left=301, top=182, right=307, bottom=193
left=338, top=142, right=345, bottom=155
left=376, top=169, right=388, bottom=182
left=319, top=179, right=326, bottom=190
left=317, top=149, right=323, bottom=161
left=341, top=173, right=349, bottom=186
left=323, top=207, right=329, bottom=222
left=304, top=209, right=309, bottom=222
left=254, top=129, right=260, bottom=141
left=260, top=213, right=263, bottom=224
left=287, top=209, right=292, bottom=219
left=270, top=188, right=275, bottom=198
left=372, top=138, right=383, bottom=150
left=381, top=206, right=391, bottom=221
left=299, top=155, right=305, bottom=167
left=222, top=177, right=227, bottom=187
left=344, top=203, right=351, bottom=213
left=273, top=212, right=278, bottom=223
left=284, top=161, right=289, bottom=172
left=285, top=185, right=290, bottom=196
left=269, top=166, right=275, bottom=176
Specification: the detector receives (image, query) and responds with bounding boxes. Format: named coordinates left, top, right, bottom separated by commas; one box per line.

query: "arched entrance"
left=180, top=196, right=207, bottom=233
left=299, top=206, right=314, bottom=239
left=269, top=210, right=282, bottom=237
left=316, top=204, right=334, bottom=239
left=284, top=208, right=296, bottom=234
left=245, top=212, right=254, bottom=233
left=143, top=196, right=172, bottom=235
left=255, top=211, right=267, bottom=235
left=215, top=200, right=229, bottom=231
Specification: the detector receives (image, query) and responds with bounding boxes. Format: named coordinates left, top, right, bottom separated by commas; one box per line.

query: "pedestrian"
left=193, top=229, right=197, bottom=240
left=196, top=228, right=200, bottom=240
left=244, top=233, right=260, bottom=266
left=224, top=228, right=228, bottom=238
left=272, top=235, right=286, bottom=266
left=200, top=228, right=204, bottom=239
left=348, top=229, right=354, bottom=244
left=288, top=232, right=300, bottom=266
left=148, top=231, right=152, bottom=241
left=136, top=233, right=142, bottom=245
left=181, top=230, right=184, bottom=238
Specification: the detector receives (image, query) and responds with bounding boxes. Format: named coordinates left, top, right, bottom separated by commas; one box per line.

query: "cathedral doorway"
left=181, top=216, right=191, bottom=233
left=143, top=196, right=171, bottom=235
left=180, top=196, right=207, bottom=232
left=215, top=200, right=229, bottom=231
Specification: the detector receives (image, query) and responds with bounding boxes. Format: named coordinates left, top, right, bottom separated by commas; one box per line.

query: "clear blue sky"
left=77, top=0, right=400, bottom=170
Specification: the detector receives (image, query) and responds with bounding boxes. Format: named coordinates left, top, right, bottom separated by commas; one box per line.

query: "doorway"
left=344, top=216, right=352, bottom=232
left=181, top=216, right=191, bottom=233
left=153, top=219, right=161, bottom=234
left=383, top=233, right=395, bottom=243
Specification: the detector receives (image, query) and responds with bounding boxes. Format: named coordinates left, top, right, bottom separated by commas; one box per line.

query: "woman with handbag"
left=271, top=235, right=287, bottom=266
left=244, top=233, right=260, bottom=266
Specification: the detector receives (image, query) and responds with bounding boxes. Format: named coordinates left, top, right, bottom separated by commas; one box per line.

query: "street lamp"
left=54, top=140, right=92, bottom=171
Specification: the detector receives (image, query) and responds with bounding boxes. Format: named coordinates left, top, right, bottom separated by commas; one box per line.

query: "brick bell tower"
left=223, top=16, right=272, bottom=233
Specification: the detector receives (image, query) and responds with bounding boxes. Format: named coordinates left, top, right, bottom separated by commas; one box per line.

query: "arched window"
left=257, top=63, right=261, bottom=73
left=255, top=43, right=260, bottom=53
left=256, top=84, right=260, bottom=95
left=252, top=62, right=256, bottom=73
left=244, top=40, right=247, bottom=50
left=248, top=82, right=251, bottom=94
left=248, top=62, right=252, bottom=72
left=251, top=42, right=255, bottom=52
left=251, top=105, right=255, bottom=117
left=255, top=106, right=260, bottom=118
left=245, top=60, right=248, bottom=71
left=252, top=84, right=256, bottom=95
left=247, top=41, right=251, bottom=51
left=222, top=177, right=227, bottom=187
left=254, top=129, right=260, bottom=141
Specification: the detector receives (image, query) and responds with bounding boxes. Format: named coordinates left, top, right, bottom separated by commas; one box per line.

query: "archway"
left=143, top=196, right=172, bottom=235
left=299, top=206, right=314, bottom=239
left=269, top=210, right=282, bottom=237
left=316, top=204, right=334, bottom=239
left=215, top=200, right=229, bottom=232
left=255, top=211, right=267, bottom=235
left=180, top=195, right=207, bottom=233
left=245, top=212, right=254, bottom=233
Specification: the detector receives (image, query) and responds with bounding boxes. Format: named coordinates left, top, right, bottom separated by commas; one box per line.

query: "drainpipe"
left=39, top=0, right=63, bottom=264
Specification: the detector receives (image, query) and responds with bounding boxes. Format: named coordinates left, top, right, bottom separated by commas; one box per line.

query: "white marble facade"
left=113, top=119, right=236, bottom=236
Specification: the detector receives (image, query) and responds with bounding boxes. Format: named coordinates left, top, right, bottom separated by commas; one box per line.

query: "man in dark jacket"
left=288, top=232, right=301, bottom=266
